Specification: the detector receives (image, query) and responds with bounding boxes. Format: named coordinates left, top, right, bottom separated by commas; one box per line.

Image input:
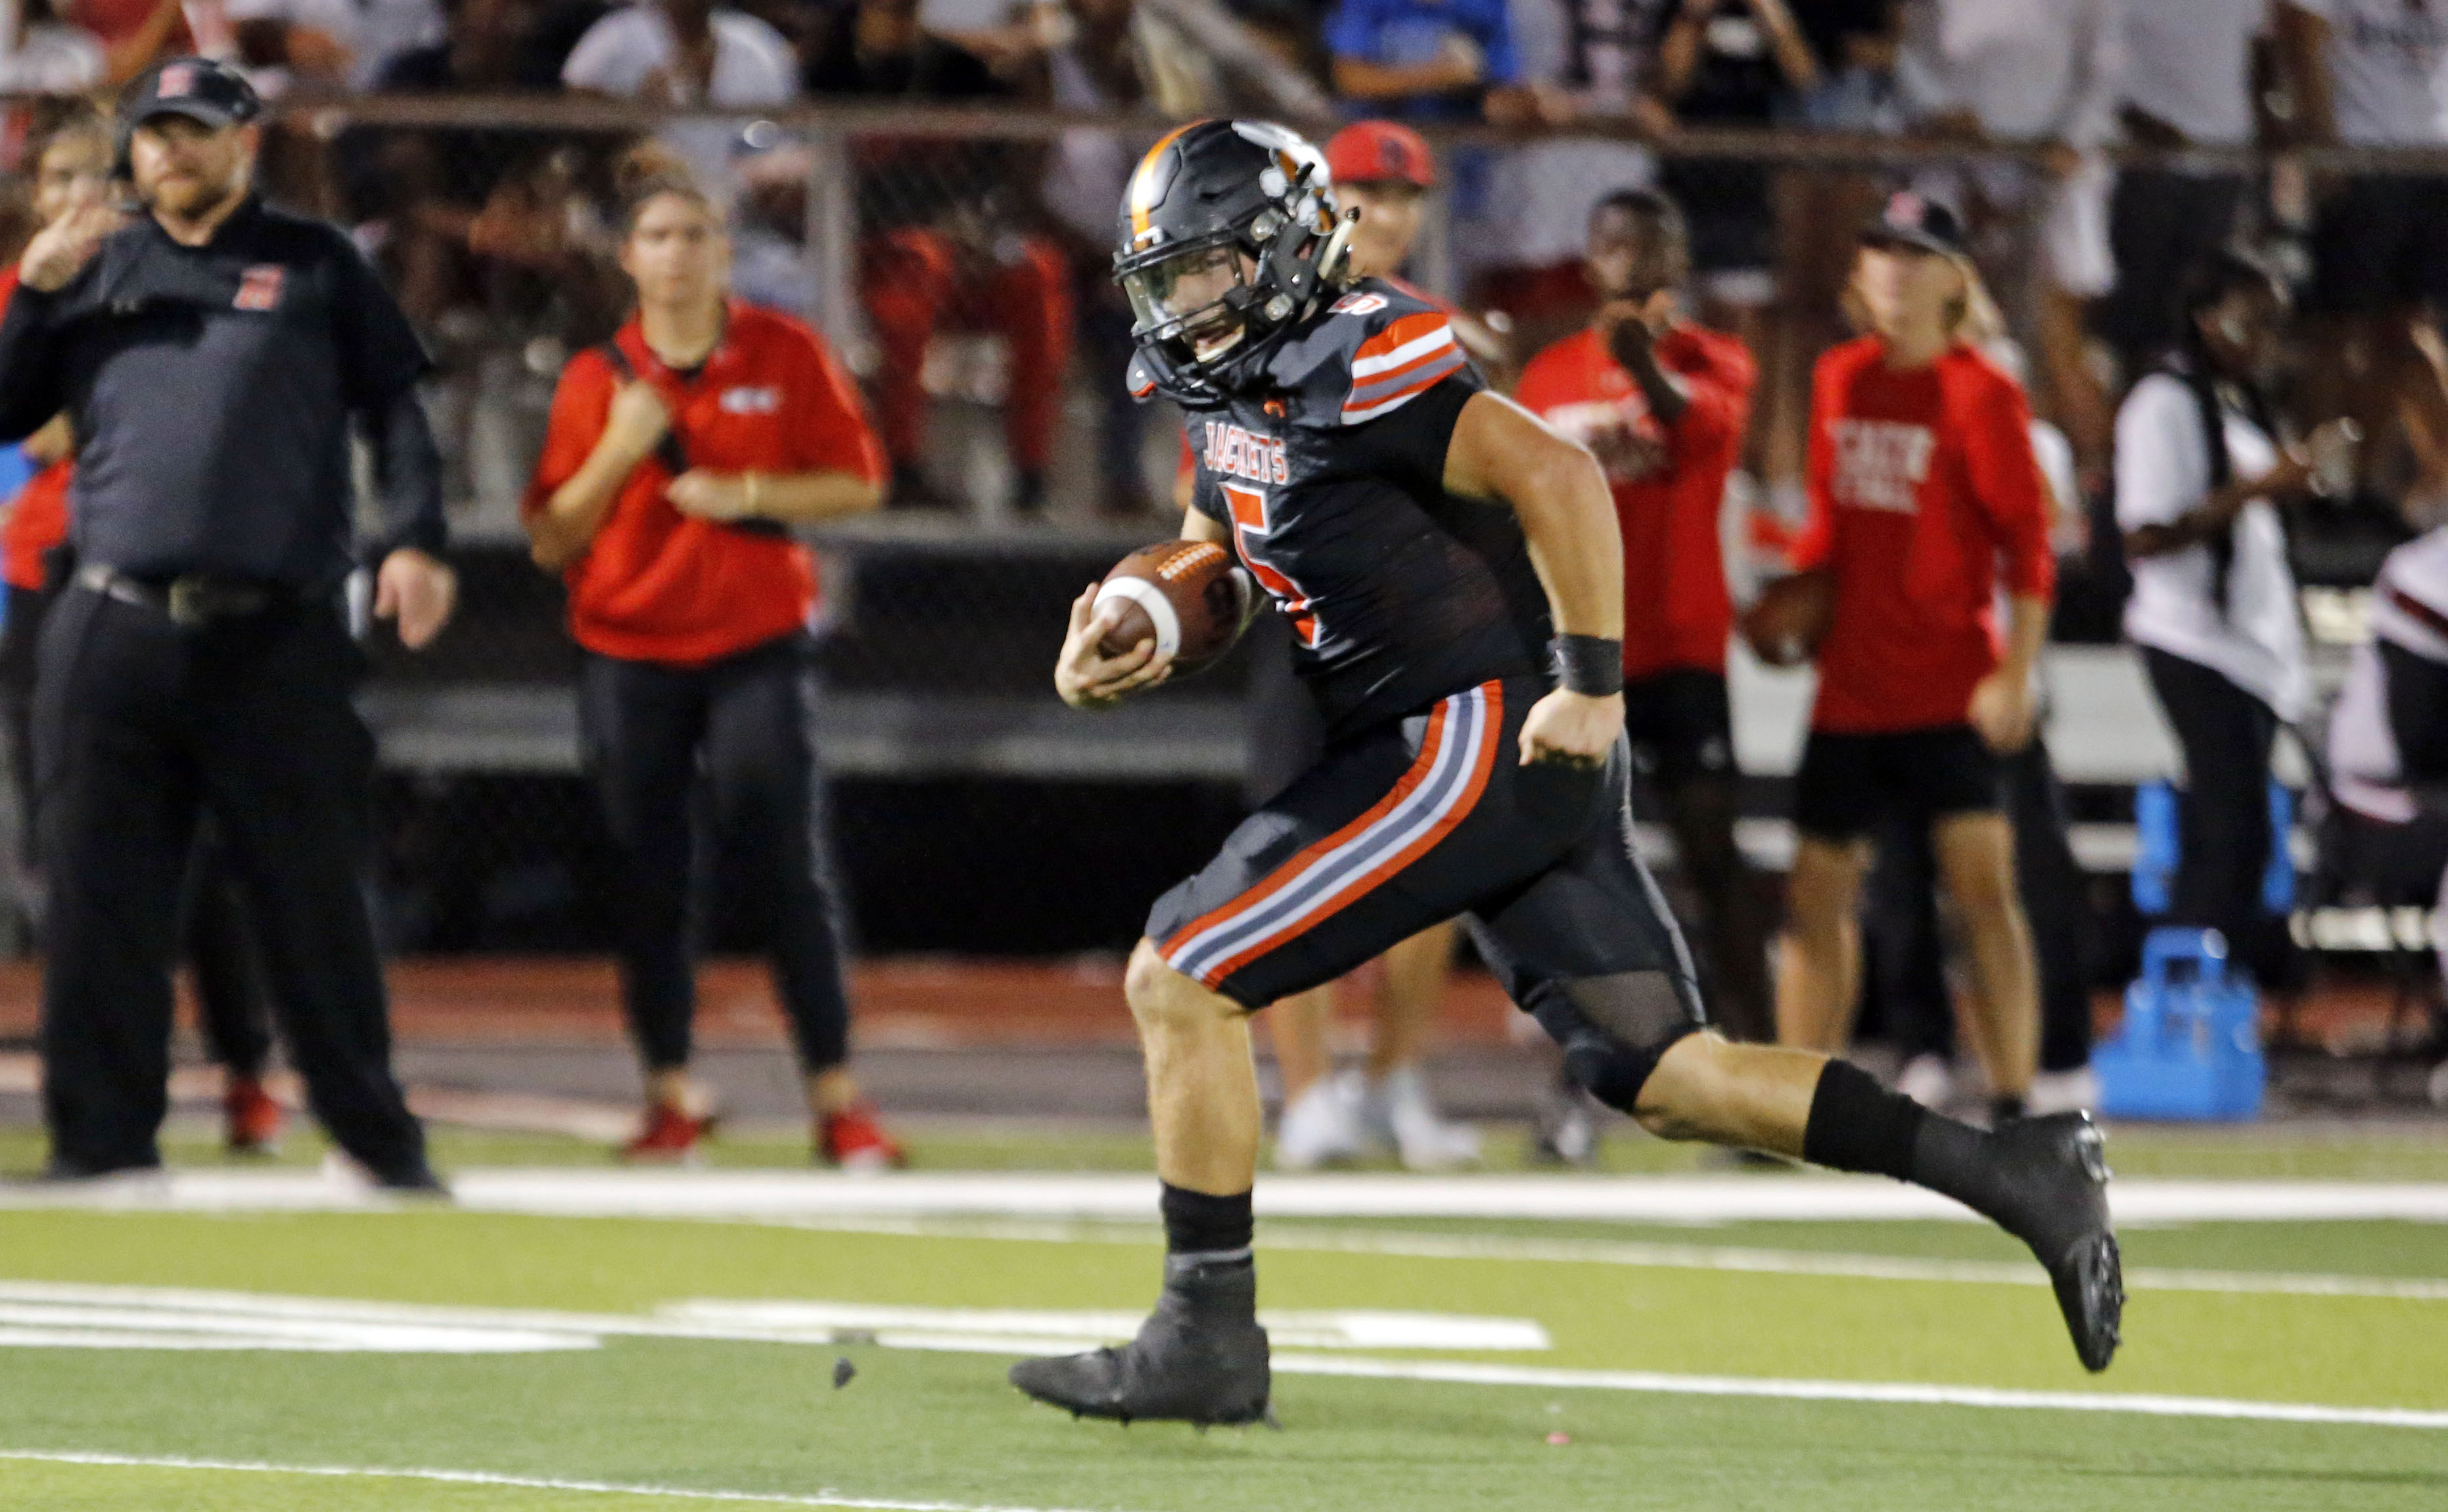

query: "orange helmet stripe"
left=1126, top=121, right=1202, bottom=242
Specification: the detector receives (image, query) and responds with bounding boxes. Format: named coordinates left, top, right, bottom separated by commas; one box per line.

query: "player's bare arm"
left=1052, top=508, right=1230, bottom=710
left=1441, top=390, right=1627, bottom=767
left=528, top=380, right=672, bottom=570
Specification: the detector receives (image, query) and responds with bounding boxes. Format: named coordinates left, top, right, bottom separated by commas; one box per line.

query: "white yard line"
left=8, top=1168, right=2448, bottom=1224
left=754, top=1214, right=2448, bottom=1302
left=0, top=1450, right=1129, bottom=1511
left=1269, top=1356, right=2448, bottom=1431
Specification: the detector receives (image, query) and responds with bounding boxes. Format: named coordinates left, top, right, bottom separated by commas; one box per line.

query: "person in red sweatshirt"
left=1775, top=192, right=2052, bottom=1123
left=0, top=102, right=286, bottom=1154
left=525, top=172, right=901, bottom=1168
left=1515, top=187, right=1774, bottom=1050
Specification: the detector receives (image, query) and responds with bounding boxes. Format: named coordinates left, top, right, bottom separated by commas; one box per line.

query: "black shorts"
left=1793, top=725, right=2002, bottom=842
left=1149, top=676, right=1703, bottom=1022
left=1623, top=668, right=1737, bottom=789
left=2308, top=175, right=2448, bottom=315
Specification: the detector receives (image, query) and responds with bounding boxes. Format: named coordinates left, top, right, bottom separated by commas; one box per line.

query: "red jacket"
left=1515, top=322, right=1754, bottom=679
left=524, top=302, right=885, bottom=666
left=1795, top=336, right=2054, bottom=733
left=0, top=265, right=70, bottom=593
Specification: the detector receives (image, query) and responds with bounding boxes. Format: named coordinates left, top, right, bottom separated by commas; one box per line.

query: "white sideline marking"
left=8, top=1168, right=2448, bottom=1224
left=0, top=1284, right=1545, bottom=1356
left=1269, top=1356, right=2448, bottom=1431
left=0, top=1450, right=1120, bottom=1511
left=757, top=1216, right=2448, bottom=1304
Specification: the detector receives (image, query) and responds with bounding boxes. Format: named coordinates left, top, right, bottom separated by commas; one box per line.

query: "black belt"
left=75, top=564, right=294, bottom=626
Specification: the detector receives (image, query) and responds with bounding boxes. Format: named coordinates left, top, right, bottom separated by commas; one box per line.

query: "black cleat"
left=1991, top=1112, right=2123, bottom=1371
left=1009, top=1256, right=1270, bottom=1427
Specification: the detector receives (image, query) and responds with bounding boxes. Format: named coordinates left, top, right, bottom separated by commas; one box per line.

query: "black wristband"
left=1550, top=633, right=1625, bottom=696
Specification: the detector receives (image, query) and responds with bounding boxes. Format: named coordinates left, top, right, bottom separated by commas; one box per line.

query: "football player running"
left=1018, top=121, right=2121, bottom=1430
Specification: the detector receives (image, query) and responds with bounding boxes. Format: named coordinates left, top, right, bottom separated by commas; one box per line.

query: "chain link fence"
left=0, top=95, right=2437, bottom=960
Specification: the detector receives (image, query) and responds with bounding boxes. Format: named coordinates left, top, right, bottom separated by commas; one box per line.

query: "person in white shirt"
left=2276, top=0, right=2448, bottom=505
left=2103, top=0, right=2267, bottom=379
left=1895, top=0, right=2123, bottom=473
left=1, top=0, right=104, bottom=92
left=562, top=0, right=798, bottom=194
left=2117, top=250, right=2335, bottom=983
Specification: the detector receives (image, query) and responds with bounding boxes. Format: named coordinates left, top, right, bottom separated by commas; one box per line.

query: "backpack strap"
left=599, top=339, right=693, bottom=481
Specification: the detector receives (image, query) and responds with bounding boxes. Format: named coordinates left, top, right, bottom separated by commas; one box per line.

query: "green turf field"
left=0, top=1128, right=2444, bottom=1510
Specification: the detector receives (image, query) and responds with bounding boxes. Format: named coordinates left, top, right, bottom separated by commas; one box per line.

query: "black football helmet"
left=1114, top=120, right=1357, bottom=405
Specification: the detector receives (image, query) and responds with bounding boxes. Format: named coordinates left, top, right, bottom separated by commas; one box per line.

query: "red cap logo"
left=158, top=62, right=196, bottom=99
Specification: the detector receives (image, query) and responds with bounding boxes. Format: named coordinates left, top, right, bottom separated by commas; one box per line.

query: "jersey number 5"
left=1220, top=482, right=1320, bottom=648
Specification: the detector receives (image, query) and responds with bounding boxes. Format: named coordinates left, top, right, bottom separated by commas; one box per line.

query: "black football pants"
left=578, top=633, right=853, bottom=1077
left=34, top=585, right=422, bottom=1177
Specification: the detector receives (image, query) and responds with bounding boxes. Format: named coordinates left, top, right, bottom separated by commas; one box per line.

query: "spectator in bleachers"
left=1029, top=0, right=1213, bottom=516
left=1653, top=0, right=1816, bottom=449
left=1326, top=0, right=1523, bottom=120
left=1759, top=0, right=1899, bottom=526
left=2275, top=0, right=2448, bottom=505
left=225, top=0, right=359, bottom=91
left=1894, top=0, right=2123, bottom=478
left=562, top=0, right=799, bottom=192
left=65, top=0, right=189, bottom=83
left=2100, top=0, right=2265, bottom=386
left=1465, top=0, right=1669, bottom=355
left=1, top=0, right=106, bottom=92
left=812, top=0, right=1073, bottom=511
left=2117, top=250, right=2332, bottom=987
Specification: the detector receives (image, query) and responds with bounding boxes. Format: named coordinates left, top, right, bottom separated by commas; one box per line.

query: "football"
left=1094, top=539, right=1255, bottom=677
left=1741, top=568, right=1834, bottom=667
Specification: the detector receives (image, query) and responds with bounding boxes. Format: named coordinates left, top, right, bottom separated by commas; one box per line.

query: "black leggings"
left=2142, top=647, right=2286, bottom=978
left=580, top=633, right=853, bottom=1075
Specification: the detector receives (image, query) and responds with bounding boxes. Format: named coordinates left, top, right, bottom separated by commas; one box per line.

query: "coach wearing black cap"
left=0, top=58, right=455, bottom=1187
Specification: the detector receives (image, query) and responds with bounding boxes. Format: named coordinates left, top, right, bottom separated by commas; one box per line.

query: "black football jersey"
left=1164, top=280, right=1552, bottom=739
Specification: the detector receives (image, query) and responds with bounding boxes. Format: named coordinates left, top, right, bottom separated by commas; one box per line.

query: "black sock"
left=1802, top=1059, right=2028, bottom=1231
left=1160, top=1183, right=1253, bottom=1263
left=1799, top=1059, right=1926, bottom=1180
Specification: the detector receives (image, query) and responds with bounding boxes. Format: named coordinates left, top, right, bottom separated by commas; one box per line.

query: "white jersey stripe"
left=1349, top=323, right=1455, bottom=379
left=1166, top=687, right=1488, bottom=983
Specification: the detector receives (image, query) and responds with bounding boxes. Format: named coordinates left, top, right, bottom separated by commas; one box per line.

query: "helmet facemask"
left=1122, top=239, right=1259, bottom=372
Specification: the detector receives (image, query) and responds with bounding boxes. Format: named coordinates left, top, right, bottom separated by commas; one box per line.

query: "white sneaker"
left=2026, top=1065, right=2102, bottom=1117
left=1356, top=1065, right=1483, bottom=1172
left=1274, top=1076, right=1365, bottom=1170
left=1896, top=1055, right=1954, bottom=1111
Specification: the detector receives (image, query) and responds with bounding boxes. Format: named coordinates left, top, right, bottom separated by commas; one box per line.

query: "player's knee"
left=1532, top=971, right=1701, bottom=1118
left=1628, top=1032, right=1729, bottom=1143
left=1124, top=939, right=1235, bottom=1032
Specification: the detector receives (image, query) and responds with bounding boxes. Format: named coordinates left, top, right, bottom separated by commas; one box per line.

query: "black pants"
left=579, top=633, right=854, bottom=1076
left=34, top=586, right=421, bottom=1176
left=1861, top=737, right=2093, bottom=1074
left=2102, top=170, right=2249, bottom=375
left=2142, top=647, right=2290, bottom=981
left=5, top=582, right=273, bottom=1080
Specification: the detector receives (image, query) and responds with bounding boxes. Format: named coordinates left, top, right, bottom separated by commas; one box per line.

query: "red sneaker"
left=818, top=1105, right=906, bottom=1171
left=621, top=1103, right=712, bottom=1164
left=225, top=1075, right=285, bottom=1155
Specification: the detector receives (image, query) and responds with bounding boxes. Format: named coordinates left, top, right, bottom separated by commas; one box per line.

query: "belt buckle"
left=166, top=577, right=210, bottom=628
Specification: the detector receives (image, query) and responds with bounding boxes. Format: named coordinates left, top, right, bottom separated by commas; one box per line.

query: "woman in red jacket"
left=526, top=173, right=898, bottom=1166
left=1774, top=193, right=2052, bottom=1123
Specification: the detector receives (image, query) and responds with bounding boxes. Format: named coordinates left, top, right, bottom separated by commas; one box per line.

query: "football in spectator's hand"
left=1741, top=569, right=1834, bottom=668
left=1094, top=541, right=1255, bottom=677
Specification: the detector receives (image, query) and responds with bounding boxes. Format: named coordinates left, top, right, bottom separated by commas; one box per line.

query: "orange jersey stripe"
left=1161, top=697, right=1460, bottom=957
left=1194, top=683, right=1504, bottom=986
